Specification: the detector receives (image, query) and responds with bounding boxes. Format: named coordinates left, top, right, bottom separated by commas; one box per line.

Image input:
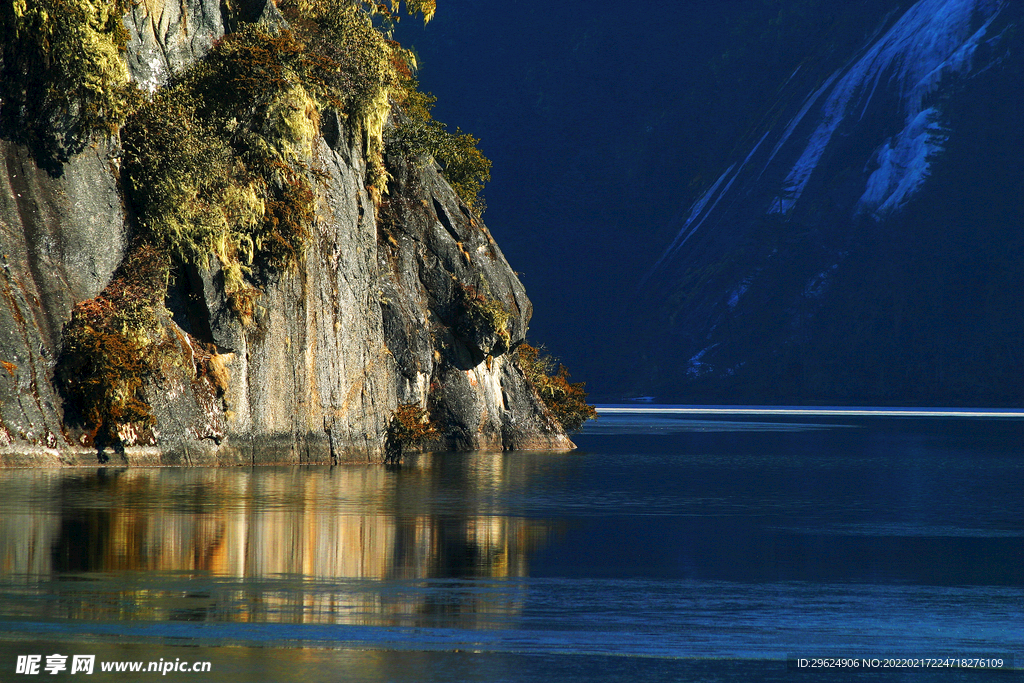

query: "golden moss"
left=0, top=0, right=139, bottom=167
left=296, top=3, right=402, bottom=201
left=121, top=27, right=325, bottom=321
left=278, top=0, right=448, bottom=202
left=122, top=93, right=235, bottom=263
left=283, top=0, right=436, bottom=25
left=457, top=281, right=511, bottom=345
left=404, top=0, right=436, bottom=23
left=119, top=14, right=436, bottom=318
left=266, top=82, right=322, bottom=158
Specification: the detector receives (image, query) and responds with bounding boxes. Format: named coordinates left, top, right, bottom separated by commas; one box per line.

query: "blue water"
left=0, top=409, right=1022, bottom=681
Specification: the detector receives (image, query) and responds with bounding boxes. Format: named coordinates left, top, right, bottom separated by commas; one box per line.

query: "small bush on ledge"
left=455, top=281, right=511, bottom=349
left=384, top=403, right=439, bottom=463
left=386, top=82, right=492, bottom=214
left=516, top=343, right=597, bottom=432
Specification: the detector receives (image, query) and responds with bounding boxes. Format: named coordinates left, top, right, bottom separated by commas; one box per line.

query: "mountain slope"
left=637, top=0, right=1022, bottom=405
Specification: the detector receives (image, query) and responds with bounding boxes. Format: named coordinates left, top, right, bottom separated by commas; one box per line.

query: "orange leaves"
left=57, top=245, right=171, bottom=437
left=516, top=343, right=596, bottom=432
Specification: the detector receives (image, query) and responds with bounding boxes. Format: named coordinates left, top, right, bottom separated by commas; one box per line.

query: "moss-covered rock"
left=0, top=0, right=139, bottom=171
left=120, top=26, right=326, bottom=322
left=56, top=244, right=228, bottom=452
left=1, top=0, right=580, bottom=464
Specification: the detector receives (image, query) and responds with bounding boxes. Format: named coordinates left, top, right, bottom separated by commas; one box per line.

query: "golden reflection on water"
left=0, top=453, right=562, bottom=628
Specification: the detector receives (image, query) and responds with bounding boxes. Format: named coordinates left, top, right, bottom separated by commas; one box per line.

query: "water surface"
left=1, top=409, right=1022, bottom=681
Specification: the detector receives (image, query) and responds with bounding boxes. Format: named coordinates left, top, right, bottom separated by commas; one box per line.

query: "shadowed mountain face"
left=635, top=0, right=1024, bottom=405
left=394, top=1, right=1022, bottom=406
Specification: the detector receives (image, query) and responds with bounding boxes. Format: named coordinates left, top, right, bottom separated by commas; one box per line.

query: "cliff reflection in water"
left=0, top=453, right=560, bottom=628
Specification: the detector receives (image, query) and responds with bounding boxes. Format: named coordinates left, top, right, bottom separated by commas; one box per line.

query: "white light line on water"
left=596, top=407, right=1024, bottom=418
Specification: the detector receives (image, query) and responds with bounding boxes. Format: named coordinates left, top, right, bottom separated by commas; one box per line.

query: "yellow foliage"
left=457, top=281, right=511, bottom=345
left=516, top=343, right=597, bottom=432
left=0, top=0, right=138, bottom=165
left=387, top=79, right=492, bottom=213
left=283, top=0, right=435, bottom=24
left=265, top=82, right=321, bottom=158
left=122, top=27, right=322, bottom=321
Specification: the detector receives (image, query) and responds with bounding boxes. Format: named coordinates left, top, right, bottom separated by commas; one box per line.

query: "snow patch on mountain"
left=771, top=0, right=1004, bottom=216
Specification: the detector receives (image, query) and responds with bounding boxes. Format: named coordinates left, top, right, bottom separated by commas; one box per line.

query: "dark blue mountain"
left=635, top=0, right=1024, bottom=405
left=397, top=0, right=1023, bottom=405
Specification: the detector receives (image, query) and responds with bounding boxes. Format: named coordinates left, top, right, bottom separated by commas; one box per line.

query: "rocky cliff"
left=0, top=0, right=574, bottom=466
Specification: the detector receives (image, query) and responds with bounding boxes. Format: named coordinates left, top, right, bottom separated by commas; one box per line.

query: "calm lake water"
left=1, top=408, right=1023, bottom=681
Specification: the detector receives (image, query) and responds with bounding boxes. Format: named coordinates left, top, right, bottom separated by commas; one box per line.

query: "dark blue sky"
left=391, top=1, right=935, bottom=401
left=393, top=1, right=759, bottom=394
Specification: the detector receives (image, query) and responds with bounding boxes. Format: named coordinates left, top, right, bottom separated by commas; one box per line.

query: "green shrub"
left=516, top=343, right=597, bottom=432
left=121, top=93, right=237, bottom=264
left=386, top=81, right=492, bottom=213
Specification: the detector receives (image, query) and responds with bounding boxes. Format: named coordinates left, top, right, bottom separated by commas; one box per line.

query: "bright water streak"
left=599, top=405, right=1024, bottom=418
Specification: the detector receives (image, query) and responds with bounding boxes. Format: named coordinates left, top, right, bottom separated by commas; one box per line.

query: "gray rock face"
left=0, top=2, right=573, bottom=465
left=378, top=155, right=572, bottom=451
left=124, top=0, right=226, bottom=93
left=0, top=139, right=126, bottom=461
